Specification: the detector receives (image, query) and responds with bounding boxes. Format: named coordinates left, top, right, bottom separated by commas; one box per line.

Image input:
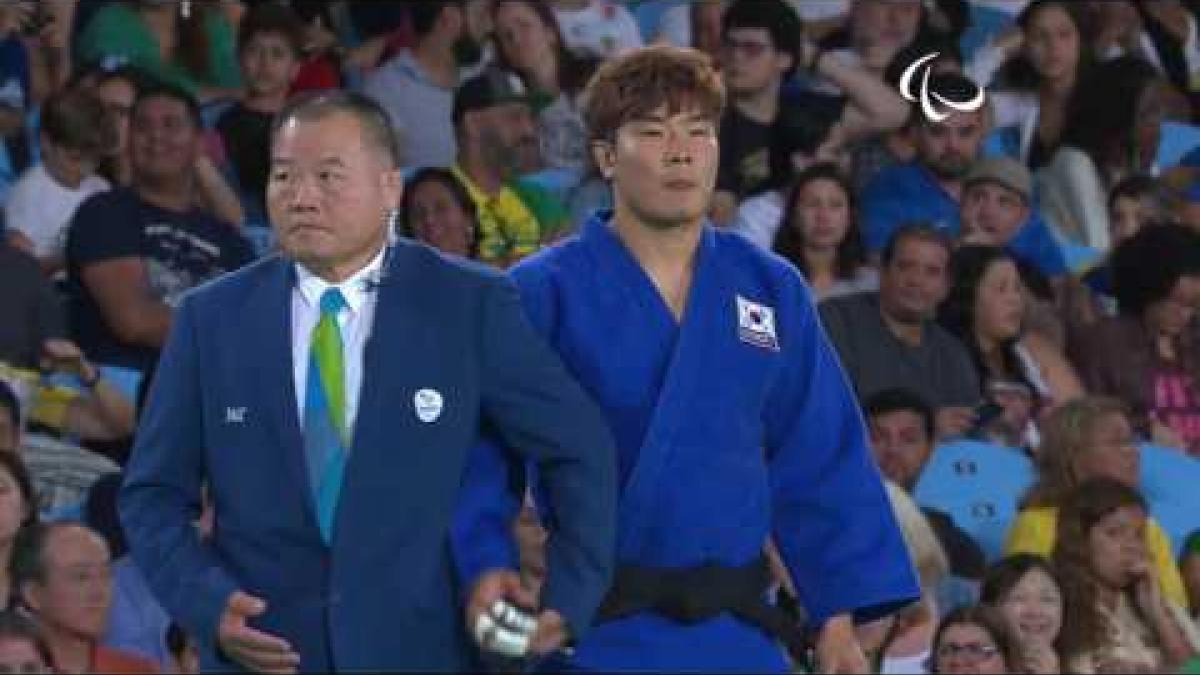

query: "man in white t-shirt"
left=551, top=0, right=643, bottom=58
left=6, top=88, right=112, bottom=277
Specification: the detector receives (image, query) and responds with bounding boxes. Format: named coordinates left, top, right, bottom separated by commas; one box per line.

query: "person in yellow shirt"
left=1005, top=396, right=1189, bottom=609
left=451, top=68, right=569, bottom=267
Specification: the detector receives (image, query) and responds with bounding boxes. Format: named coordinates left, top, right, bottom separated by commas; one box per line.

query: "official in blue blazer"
left=118, top=91, right=617, bottom=672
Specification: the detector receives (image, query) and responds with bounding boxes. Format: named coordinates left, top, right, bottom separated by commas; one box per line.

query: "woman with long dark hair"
left=1054, top=478, right=1199, bottom=672
left=491, top=0, right=599, bottom=176
left=771, top=163, right=874, bottom=301
left=938, top=245, right=1083, bottom=446
left=967, top=0, right=1094, bottom=169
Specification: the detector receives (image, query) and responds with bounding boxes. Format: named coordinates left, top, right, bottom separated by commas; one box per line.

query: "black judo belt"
left=594, top=554, right=811, bottom=656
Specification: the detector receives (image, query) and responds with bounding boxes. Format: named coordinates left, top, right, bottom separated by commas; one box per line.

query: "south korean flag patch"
left=736, top=295, right=779, bottom=351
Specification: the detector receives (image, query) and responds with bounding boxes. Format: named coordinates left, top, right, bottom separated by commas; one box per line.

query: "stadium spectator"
left=451, top=68, right=568, bottom=266
left=980, top=553, right=1065, bottom=674
left=864, top=387, right=987, bottom=581
left=1054, top=478, right=1200, bottom=673
left=13, top=522, right=155, bottom=673
left=1037, top=56, right=1182, bottom=253
left=5, top=88, right=113, bottom=278
left=928, top=605, right=1021, bottom=674
left=770, top=162, right=875, bottom=300
left=966, top=0, right=1094, bottom=168
left=360, top=1, right=473, bottom=168
left=399, top=167, right=479, bottom=259
left=820, top=224, right=982, bottom=439
left=1074, top=223, right=1200, bottom=455
left=712, top=0, right=908, bottom=222
left=938, top=245, right=1083, bottom=448
left=957, top=156, right=1069, bottom=280
left=76, top=0, right=241, bottom=104
left=215, top=2, right=305, bottom=226
left=64, top=83, right=253, bottom=375
left=1005, top=396, right=1190, bottom=609
left=492, top=0, right=598, bottom=176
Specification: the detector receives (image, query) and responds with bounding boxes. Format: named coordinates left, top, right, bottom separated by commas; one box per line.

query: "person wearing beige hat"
left=960, top=155, right=1068, bottom=280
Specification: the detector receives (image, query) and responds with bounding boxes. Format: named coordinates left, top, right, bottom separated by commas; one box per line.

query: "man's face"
left=720, top=27, right=790, bottom=98
left=868, top=409, right=932, bottom=489
left=473, top=101, right=541, bottom=177
left=879, top=237, right=950, bottom=324
left=240, top=32, right=300, bottom=98
left=130, top=96, right=199, bottom=184
left=26, top=527, right=112, bottom=641
left=596, top=104, right=720, bottom=231
left=960, top=181, right=1029, bottom=246
left=268, top=111, right=401, bottom=276
left=915, top=111, right=985, bottom=181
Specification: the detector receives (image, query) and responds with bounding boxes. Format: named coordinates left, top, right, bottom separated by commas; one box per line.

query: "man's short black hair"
left=272, top=89, right=402, bottom=168
left=237, top=1, right=306, bottom=58
left=12, top=522, right=87, bottom=596
left=133, top=81, right=203, bottom=130
left=881, top=221, right=953, bottom=267
left=1112, top=222, right=1200, bottom=318
left=410, top=1, right=465, bottom=38
left=722, top=0, right=801, bottom=70
left=0, top=380, right=18, bottom=431
left=864, top=388, right=936, bottom=441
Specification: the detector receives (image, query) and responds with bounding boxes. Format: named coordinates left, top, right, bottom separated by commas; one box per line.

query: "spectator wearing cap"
left=452, top=68, right=569, bottom=267
left=959, top=155, right=1068, bottom=280
left=360, top=1, right=475, bottom=168
left=859, top=71, right=1065, bottom=277
left=12, top=522, right=156, bottom=674
left=5, top=88, right=113, bottom=279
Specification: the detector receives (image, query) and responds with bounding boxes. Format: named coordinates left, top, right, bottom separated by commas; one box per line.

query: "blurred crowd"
left=4, top=0, right=1200, bottom=672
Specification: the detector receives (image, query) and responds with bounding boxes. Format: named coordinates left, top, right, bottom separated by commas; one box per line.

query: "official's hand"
left=528, top=608, right=570, bottom=656
left=217, top=591, right=300, bottom=674
left=816, top=614, right=869, bottom=674
left=466, top=569, right=537, bottom=655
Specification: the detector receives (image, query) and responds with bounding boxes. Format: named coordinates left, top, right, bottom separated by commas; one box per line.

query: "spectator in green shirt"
left=77, top=0, right=241, bottom=103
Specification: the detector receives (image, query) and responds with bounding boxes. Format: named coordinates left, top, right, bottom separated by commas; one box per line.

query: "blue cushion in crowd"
left=914, top=439, right=1034, bottom=562
left=958, top=4, right=1016, bottom=62
left=1139, top=443, right=1200, bottom=558
left=1157, top=121, right=1200, bottom=170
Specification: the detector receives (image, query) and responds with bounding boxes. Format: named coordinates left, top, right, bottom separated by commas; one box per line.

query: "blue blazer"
left=119, top=241, right=617, bottom=672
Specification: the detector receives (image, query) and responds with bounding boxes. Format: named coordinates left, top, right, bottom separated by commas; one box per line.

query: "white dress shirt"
left=292, top=246, right=387, bottom=441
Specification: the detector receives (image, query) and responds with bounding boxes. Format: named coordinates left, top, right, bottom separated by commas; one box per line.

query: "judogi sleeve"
left=764, top=286, right=919, bottom=625
left=478, top=274, right=617, bottom=640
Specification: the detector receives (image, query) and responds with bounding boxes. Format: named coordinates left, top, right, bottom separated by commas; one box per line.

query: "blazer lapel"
left=245, top=256, right=318, bottom=531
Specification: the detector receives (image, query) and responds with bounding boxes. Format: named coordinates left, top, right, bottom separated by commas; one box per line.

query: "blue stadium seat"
left=914, top=439, right=1034, bottom=562
left=1139, top=443, right=1200, bottom=558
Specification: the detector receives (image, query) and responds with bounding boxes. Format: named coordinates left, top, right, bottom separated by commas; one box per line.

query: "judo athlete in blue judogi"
left=504, top=46, right=920, bottom=671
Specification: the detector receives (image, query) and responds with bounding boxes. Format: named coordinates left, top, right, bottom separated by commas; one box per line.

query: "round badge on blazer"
left=414, top=389, right=444, bottom=423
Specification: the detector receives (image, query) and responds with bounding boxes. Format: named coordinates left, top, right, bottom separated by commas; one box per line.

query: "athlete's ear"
left=591, top=140, right=615, bottom=180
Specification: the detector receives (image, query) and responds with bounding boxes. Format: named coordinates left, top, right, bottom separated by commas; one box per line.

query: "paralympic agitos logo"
left=899, top=53, right=986, bottom=123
